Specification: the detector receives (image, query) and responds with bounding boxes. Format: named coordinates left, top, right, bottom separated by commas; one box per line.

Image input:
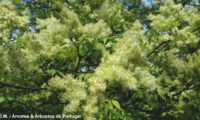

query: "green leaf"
left=46, top=69, right=57, bottom=76
left=111, top=100, right=121, bottom=110
left=13, top=0, right=22, bottom=5
left=108, top=101, right=114, bottom=110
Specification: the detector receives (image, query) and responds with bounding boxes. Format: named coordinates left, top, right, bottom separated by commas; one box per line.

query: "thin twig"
left=192, top=27, right=200, bottom=33
left=147, top=40, right=170, bottom=57
left=172, top=84, right=198, bottom=96
left=0, top=81, right=46, bottom=91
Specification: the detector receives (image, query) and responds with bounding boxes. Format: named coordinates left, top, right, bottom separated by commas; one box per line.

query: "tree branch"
left=74, top=45, right=82, bottom=78
left=172, top=84, right=198, bottom=96
left=0, top=81, right=46, bottom=91
left=192, top=27, right=200, bottom=33
left=148, top=26, right=200, bottom=58
left=147, top=40, right=170, bottom=57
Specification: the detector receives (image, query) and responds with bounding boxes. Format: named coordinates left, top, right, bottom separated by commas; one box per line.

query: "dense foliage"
left=0, top=0, right=200, bottom=119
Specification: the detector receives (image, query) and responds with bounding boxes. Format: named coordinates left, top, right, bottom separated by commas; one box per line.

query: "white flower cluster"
left=78, top=19, right=112, bottom=41
left=0, top=46, right=8, bottom=72
left=83, top=21, right=157, bottom=119
left=0, top=0, right=28, bottom=37
left=149, top=0, right=184, bottom=32
left=22, top=6, right=111, bottom=61
left=48, top=75, right=87, bottom=113
left=97, top=0, right=123, bottom=27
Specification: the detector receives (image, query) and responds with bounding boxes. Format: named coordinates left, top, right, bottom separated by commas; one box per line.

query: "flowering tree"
left=0, top=0, right=200, bottom=119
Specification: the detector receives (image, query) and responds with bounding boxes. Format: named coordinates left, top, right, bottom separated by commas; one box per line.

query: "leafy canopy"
left=0, top=0, right=200, bottom=120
